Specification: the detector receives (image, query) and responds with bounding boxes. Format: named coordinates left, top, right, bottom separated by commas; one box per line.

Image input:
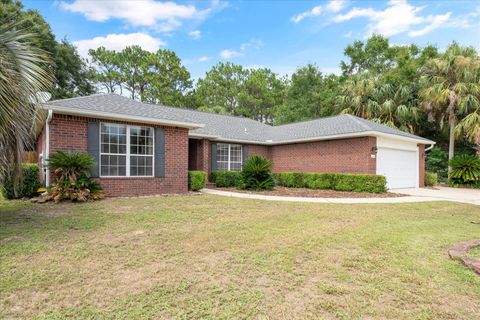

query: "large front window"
left=100, top=123, right=154, bottom=177
left=217, top=143, right=242, bottom=171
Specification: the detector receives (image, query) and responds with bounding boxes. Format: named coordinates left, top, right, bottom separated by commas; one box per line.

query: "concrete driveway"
left=392, top=186, right=480, bottom=205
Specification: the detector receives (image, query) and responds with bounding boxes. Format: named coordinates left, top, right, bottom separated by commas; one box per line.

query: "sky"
left=24, top=0, right=480, bottom=79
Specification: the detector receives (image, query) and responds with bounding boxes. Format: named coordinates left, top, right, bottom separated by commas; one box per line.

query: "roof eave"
left=43, top=105, right=205, bottom=129
left=188, top=131, right=435, bottom=146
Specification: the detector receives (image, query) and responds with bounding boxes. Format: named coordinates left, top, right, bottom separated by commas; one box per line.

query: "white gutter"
left=425, top=144, right=435, bottom=152
left=188, top=131, right=435, bottom=146
left=43, top=105, right=205, bottom=129
left=45, top=109, right=53, bottom=187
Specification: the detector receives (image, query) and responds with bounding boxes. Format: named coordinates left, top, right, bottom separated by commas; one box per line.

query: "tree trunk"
left=447, top=92, right=457, bottom=174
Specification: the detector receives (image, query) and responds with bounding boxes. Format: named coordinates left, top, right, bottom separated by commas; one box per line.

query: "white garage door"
left=376, top=147, right=418, bottom=189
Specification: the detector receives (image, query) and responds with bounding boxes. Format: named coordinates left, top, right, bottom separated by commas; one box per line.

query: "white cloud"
left=198, top=56, right=210, bottom=62
left=73, top=33, right=166, bottom=58
left=220, top=38, right=264, bottom=60
left=291, top=0, right=347, bottom=23
left=408, top=13, right=451, bottom=37
left=60, top=0, right=211, bottom=32
left=291, top=5, right=322, bottom=23
left=189, top=30, right=201, bottom=40
left=220, top=49, right=242, bottom=59
left=240, top=39, right=264, bottom=51
left=333, top=0, right=451, bottom=37
left=326, top=0, right=347, bottom=13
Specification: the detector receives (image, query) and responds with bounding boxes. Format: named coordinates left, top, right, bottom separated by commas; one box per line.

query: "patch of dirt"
left=211, top=186, right=405, bottom=198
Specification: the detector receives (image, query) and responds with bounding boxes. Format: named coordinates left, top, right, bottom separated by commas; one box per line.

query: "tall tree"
left=0, top=21, right=53, bottom=195
left=238, top=68, right=285, bottom=124
left=196, top=62, right=247, bottom=115
left=275, top=64, right=341, bottom=125
left=0, top=0, right=95, bottom=99
left=420, top=42, right=480, bottom=170
left=88, top=47, right=122, bottom=94
left=143, top=49, right=192, bottom=107
left=340, top=34, right=397, bottom=76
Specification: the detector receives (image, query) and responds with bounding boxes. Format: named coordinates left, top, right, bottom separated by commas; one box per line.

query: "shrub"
left=274, top=172, right=387, bottom=193
left=239, top=156, right=274, bottom=190
left=448, top=154, right=480, bottom=185
left=424, top=172, right=438, bottom=187
left=189, top=171, right=207, bottom=191
left=211, top=171, right=241, bottom=187
left=426, top=147, right=448, bottom=181
left=43, top=151, right=103, bottom=203
left=1, top=163, right=42, bottom=199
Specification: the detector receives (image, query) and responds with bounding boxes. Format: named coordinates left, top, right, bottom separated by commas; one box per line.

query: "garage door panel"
left=376, top=148, right=417, bottom=189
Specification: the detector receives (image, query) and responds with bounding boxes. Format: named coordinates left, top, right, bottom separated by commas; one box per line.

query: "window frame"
left=216, top=143, right=243, bottom=171
left=99, top=122, right=155, bottom=178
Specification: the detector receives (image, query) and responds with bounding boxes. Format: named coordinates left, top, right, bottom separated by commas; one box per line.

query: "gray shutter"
left=87, top=121, right=99, bottom=177
left=211, top=143, right=217, bottom=171
left=154, top=127, right=165, bottom=177
left=242, top=145, right=249, bottom=164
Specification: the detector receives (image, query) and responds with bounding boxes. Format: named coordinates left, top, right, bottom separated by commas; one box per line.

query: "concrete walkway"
left=201, top=186, right=480, bottom=205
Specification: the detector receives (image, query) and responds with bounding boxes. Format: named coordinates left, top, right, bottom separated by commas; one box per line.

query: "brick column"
left=419, top=144, right=425, bottom=187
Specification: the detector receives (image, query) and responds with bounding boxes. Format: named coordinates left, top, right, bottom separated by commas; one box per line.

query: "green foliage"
left=238, top=156, right=274, bottom=190
left=424, top=172, right=438, bottom=187
left=211, top=171, right=241, bottom=188
left=275, top=64, right=341, bottom=124
left=44, top=152, right=102, bottom=203
left=426, top=147, right=448, bottom=180
left=0, top=1, right=95, bottom=99
left=88, top=45, right=192, bottom=107
left=0, top=18, right=54, bottom=194
left=274, top=172, right=387, bottom=193
left=1, top=163, right=42, bottom=199
left=448, top=155, right=480, bottom=185
left=188, top=171, right=207, bottom=191
left=47, top=151, right=94, bottom=182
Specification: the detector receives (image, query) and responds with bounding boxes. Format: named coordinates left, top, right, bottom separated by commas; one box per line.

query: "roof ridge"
left=274, top=114, right=349, bottom=128
left=344, top=114, right=372, bottom=131
left=48, top=93, right=108, bottom=103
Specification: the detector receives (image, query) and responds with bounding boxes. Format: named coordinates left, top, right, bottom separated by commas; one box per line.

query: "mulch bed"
left=211, top=186, right=406, bottom=198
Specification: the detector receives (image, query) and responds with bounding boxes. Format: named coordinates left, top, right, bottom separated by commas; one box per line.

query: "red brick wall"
left=419, top=144, right=425, bottom=187
left=269, top=137, right=377, bottom=174
left=46, top=113, right=189, bottom=196
left=248, top=144, right=271, bottom=160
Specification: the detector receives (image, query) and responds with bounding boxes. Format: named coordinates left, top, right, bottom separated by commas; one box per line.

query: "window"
left=216, top=143, right=242, bottom=171
left=100, top=123, right=154, bottom=177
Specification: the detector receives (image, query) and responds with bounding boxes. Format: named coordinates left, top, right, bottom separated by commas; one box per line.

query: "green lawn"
left=1, top=195, right=480, bottom=319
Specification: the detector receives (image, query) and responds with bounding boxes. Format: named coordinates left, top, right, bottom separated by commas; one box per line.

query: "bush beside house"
left=1, top=163, right=42, bottom=199
left=424, top=172, right=438, bottom=187
left=211, top=171, right=241, bottom=187
left=43, top=151, right=104, bottom=203
left=188, top=171, right=207, bottom=191
left=238, top=156, right=275, bottom=190
left=274, top=172, right=387, bottom=193
left=448, top=155, right=480, bottom=187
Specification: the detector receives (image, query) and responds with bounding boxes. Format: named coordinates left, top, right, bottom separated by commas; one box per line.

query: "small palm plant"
left=448, top=154, right=480, bottom=186
left=239, top=156, right=275, bottom=190
left=45, top=151, right=103, bottom=202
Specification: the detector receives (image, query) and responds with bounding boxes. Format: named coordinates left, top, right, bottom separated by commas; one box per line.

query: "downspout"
left=425, top=143, right=434, bottom=152
left=45, top=109, right=53, bottom=187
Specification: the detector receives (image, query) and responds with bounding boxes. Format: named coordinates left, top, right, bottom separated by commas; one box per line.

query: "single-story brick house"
left=35, top=93, right=434, bottom=196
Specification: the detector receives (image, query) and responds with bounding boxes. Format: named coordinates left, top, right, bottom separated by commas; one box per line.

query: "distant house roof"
left=44, top=93, right=434, bottom=145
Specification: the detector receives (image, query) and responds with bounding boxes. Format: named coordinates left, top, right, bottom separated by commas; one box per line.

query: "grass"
left=1, top=195, right=480, bottom=319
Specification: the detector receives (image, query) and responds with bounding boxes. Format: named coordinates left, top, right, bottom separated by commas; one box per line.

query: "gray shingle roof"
left=45, top=93, right=434, bottom=144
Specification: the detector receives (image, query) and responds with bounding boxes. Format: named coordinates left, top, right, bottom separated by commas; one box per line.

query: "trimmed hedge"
left=274, top=172, right=387, bottom=193
left=424, top=172, right=438, bottom=187
left=188, top=171, right=207, bottom=191
left=211, top=171, right=241, bottom=187
left=1, top=163, right=42, bottom=199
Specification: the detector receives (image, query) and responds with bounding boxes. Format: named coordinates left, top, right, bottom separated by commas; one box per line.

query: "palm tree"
left=0, top=22, right=53, bottom=196
left=457, top=108, right=480, bottom=157
left=420, top=42, right=480, bottom=171
left=338, top=74, right=419, bottom=133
